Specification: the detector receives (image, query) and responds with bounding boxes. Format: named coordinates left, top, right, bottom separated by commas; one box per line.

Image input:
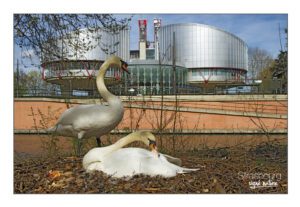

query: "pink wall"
left=14, top=99, right=287, bottom=132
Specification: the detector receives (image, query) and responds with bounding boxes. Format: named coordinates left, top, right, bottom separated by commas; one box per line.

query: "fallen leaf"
left=47, top=170, right=61, bottom=180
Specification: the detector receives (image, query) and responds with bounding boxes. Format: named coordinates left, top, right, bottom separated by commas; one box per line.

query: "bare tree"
left=14, top=14, right=132, bottom=65
left=248, top=47, right=273, bottom=80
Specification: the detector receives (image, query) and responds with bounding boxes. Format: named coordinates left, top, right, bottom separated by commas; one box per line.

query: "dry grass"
left=14, top=140, right=287, bottom=194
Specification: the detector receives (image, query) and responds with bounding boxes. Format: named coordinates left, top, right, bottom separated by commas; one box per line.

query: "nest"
left=14, top=143, right=287, bottom=194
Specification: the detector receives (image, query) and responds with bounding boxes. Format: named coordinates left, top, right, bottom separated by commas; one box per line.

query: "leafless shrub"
left=28, top=106, right=62, bottom=157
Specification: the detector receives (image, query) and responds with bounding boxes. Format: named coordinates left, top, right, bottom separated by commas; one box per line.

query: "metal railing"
left=14, top=83, right=287, bottom=99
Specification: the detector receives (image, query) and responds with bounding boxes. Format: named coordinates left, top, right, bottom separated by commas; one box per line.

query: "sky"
left=129, top=14, right=288, bottom=57
left=14, top=14, right=288, bottom=71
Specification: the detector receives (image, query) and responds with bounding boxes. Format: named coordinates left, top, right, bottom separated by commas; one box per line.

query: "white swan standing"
left=83, top=131, right=199, bottom=178
left=49, top=56, right=129, bottom=155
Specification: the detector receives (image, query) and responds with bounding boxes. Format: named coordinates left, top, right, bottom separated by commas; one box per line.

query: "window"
left=192, top=69, right=198, bottom=77
left=204, top=69, right=208, bottom=76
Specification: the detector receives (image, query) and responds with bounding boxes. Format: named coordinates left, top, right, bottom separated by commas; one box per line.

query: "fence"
left=14, top=79, right=287, bottom=98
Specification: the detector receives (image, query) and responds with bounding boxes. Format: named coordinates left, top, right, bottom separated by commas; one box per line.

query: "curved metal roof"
left=161, top=23, right=247, bottom=47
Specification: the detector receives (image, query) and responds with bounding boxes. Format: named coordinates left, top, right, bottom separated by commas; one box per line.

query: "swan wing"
left=57, top=105, right=110, bottom=127
left=100, top=148, right=152, bottom=178
left=161, top=153, right=182, bottom=166
left=96, top=148, right=199, bottom=178
left=53, top=105, right=121, bottom=138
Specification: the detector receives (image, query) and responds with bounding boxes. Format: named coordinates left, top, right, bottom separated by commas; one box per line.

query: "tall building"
left=127, top=19, right=190, bottom=95
left=153, top=19, right=161, bottom=60
left=40, top=20, right=248, bottom=96
left=158, top=23, right=248, bottom=86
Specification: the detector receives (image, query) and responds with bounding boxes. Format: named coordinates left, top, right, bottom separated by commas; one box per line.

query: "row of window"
left=44, top=63, right=189, bottom=90
left=43, top=61, right=102, bottom=70
left=190, top=68, right=246, bottom=81
left=191, top=68, right=245, bottom=74
left=127, top=65, right=188, bottom=88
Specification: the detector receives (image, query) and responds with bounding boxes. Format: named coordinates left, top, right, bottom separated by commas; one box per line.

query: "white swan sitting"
left=83, top=131, right=199, bottom=178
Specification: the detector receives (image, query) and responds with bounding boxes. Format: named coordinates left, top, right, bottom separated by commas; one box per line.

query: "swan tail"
left=162, top=154, right=182, bottom=166
left=178, top=167, right=199, bottom=174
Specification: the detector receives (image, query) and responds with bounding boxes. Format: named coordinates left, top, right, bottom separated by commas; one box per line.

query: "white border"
left=2, top=0, right=299, bottom=207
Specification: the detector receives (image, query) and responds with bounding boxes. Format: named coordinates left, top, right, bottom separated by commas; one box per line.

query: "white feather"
left=84, top=147, right=198, bottom=178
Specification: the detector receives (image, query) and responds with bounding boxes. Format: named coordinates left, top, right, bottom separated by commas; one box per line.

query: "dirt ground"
left=14, top=133, right=287, bottom=156
left=14, top=138, right=287, bottom=194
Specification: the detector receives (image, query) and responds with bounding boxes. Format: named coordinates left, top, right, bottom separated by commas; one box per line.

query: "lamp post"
left=128, top=88, right=135, bottom=131
left=16, top=59, right=19, bottom=97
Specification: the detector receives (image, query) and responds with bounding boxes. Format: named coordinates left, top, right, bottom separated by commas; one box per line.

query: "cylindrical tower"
left=158, top=23, right=248, bottom=85
left=41, top=27, right=130, bottom=95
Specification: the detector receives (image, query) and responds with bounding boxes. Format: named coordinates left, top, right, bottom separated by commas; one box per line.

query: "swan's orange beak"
left=121, top=60, right=130, bottom=74
left=149, top=142, right=157, bottom=151
left=149, top=141, right=159, bottom=157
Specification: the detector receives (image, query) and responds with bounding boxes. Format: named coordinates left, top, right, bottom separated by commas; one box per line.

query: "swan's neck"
left=96, top=61, right=120, bottom=106
left=108, top=133, right=141, bottom=152
left=82, top=133, right=144, bottom=169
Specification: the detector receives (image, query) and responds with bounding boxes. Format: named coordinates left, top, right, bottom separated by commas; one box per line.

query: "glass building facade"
left=158, top=23, right=248, bottom=84
left=40, top=23, right=249, bottom=96
left=125, top=60, right=188, bottom=95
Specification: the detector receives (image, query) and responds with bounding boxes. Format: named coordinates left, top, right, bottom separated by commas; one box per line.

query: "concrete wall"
left=14, top=95, right=287, bottom=134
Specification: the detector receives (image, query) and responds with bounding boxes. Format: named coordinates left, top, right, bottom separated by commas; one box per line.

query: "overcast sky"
left=14, top=14, right=287, bottom=71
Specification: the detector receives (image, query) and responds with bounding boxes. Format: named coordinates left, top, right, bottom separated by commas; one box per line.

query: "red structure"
left=138, top=20, right=147, bottom=42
